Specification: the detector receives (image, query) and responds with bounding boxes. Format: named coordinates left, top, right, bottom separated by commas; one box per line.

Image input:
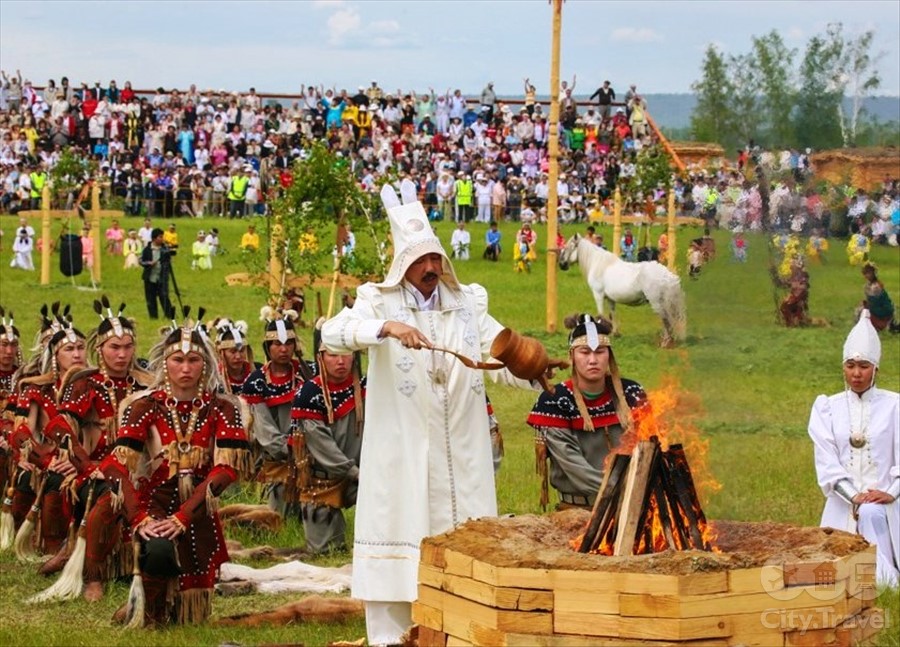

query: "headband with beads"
left=0, top=305, right=19, bottom=343
left=260, top=305, right=298, bottom=344
left=214, top=317, right=249, bottom=350
left=568, top=314, right=609, bottom=351
left=164, top=305, right=207, bottom=357
left=93, top=295, right=134, bottom=344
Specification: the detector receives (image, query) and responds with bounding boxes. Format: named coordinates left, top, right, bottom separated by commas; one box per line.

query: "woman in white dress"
left=10, top=226, right=34, bottom=270
left=123, top=229, right=142, bottom=269
left=808, top=309, right=899, bottom=586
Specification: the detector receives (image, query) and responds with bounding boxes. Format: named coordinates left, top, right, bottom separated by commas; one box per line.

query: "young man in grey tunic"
left=242, top=308, right=314, bottom=515
left=290, top=340, right=364, bottom=553
left=527, top=314, right=649, bottom=511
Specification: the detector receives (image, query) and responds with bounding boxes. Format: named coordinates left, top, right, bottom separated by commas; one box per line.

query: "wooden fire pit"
left=414, top=511, right=882, bottom=647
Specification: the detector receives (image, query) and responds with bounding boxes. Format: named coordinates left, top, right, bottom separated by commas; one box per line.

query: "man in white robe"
left=322, top=180, right=539, bottom=645
left=450, top=221, right=471, bottom=260
left=808, top=309, right=899, bottom=587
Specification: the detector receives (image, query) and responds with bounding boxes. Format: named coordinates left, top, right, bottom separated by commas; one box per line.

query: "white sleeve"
left=321, top=283, right=388, bottom=352
left=808, top=394, right=856, bottom=502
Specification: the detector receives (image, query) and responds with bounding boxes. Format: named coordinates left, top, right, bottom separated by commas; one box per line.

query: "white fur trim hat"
left=843, top=309, right=881, bottom=367
left=376, top=179, right=459, bottom=290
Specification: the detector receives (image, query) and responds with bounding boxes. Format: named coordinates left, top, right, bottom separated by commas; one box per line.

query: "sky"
left=1, top=0, right=898, bottom=98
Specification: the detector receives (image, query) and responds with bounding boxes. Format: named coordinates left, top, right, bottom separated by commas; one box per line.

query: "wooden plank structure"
left=414, top=524, right=882, bottom=647
left=18, top=183, right=116, bottom=285
left=809, top=147, right=900, bottom=192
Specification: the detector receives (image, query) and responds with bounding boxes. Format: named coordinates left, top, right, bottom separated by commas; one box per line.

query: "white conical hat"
left=377, top=179, right=459, bottom=289
left=843, top=309, right=881, bottom=366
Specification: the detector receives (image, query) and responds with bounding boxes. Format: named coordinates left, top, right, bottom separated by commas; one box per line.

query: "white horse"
left=558, top=234, right=686, bottom=346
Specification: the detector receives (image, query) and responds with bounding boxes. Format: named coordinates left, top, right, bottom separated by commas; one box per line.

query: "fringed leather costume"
left=101, top=388, right=250, bottom=624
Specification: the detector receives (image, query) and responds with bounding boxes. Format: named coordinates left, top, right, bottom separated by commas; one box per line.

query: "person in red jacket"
left=0, top=307, right=23, bottom=505
left=36, top=297, right=152, bottom=597
left=10, top=304, right=87, bottom=561
left=100, top=308, right=250, bottom=626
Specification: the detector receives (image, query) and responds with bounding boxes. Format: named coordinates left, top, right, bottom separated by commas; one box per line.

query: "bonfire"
left=413, top=380, right=883, bottom=647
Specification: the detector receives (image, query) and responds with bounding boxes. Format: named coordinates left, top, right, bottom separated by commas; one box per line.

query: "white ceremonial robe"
left=322, top=280, right=533, bottom=602
left=808, top=387, right=900, bottom=585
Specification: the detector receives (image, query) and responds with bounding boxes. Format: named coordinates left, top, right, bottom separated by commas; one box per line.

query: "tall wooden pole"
left=269, top=215, right=284, bottom=297
left=667, top=190, right=676, bottom=272
left=612, top=188, right=622, bottom=257
left=545, top=0, right=563, bottom=334
left=40, top=184, right=51, bottom=285
left=91, top=183, right=102, bottom=283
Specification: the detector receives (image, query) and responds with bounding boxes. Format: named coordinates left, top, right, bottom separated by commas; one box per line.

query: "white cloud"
left=611, top=27, right=662, bottom=44
left=370, top=19, right=400, bottom=35
left=327, top=8, right=362, bottom=46
left=324, top=8, right=416, bottom=49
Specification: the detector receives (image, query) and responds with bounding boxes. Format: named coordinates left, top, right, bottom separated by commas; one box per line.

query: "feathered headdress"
left=41, top=302, right=82, bottom=349
left=93, top=295, right=135, bottom=344
left=213, top=317, right=250, bottom=353
left=567, top=313, right=612, bottom=351
left=260, top=304, right=299, bottom=345
left=0, top=305, right=20, bottom=343
left=164, top=305, right=207, bottom=357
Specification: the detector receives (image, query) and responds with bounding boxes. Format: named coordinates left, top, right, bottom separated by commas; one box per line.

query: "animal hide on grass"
left=213, top=594, right=363, bottom=627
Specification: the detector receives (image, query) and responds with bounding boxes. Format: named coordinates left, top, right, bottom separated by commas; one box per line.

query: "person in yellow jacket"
left=240, top=224, right=260, bottom=252
left=454, top=173, right=474, bottom=223
left=847, top=233, right=870, bottom=266
left=343, top=102, right=359, bottom=131
left=355, top=105, right=373, bottom=142
left=228, top=166, right=251, bottom=219
left=162, top=222, right=179, bottom=249
left=29, top=165, right=47, bottom=210
left=192, top=229, right=212, bottom=270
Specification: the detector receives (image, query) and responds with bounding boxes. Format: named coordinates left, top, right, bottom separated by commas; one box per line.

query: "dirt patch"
left=427, top=512, right=870, bottom=576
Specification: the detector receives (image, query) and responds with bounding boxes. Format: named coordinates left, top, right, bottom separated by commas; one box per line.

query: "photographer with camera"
left=140, top=227, right=176, bottom=319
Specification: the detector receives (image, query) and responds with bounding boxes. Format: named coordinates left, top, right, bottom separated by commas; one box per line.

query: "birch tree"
left=825, top=24, right=883, bottom=147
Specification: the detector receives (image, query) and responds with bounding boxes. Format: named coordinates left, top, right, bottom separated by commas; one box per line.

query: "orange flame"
left=632, top=376, right=722, bottom=505
left=573, top=375, right=722, bottom=555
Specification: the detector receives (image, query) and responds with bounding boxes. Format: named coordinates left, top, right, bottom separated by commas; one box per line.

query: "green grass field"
left=0, top=211, right=898, bottom=646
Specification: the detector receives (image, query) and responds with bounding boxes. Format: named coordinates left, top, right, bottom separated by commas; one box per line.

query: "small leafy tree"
left=632, top=144, right=673, bottom=199
left=48, top=148, right=93, bottom=209
left=263, top=142, right=390, bottom=294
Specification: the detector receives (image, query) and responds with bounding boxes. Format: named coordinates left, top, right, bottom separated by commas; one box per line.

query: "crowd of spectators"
left=0, top=70, right=897, bottom=246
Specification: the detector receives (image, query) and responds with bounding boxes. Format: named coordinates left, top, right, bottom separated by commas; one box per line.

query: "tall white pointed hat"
left=377, top=179, right=459, bottom=289
left=843, top=309, right=881, bottom=367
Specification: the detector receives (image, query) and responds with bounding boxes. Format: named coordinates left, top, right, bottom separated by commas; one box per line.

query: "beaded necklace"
left=99, top=364, right=136, bottom=444
left=164, top=366, right=208, bottom=501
